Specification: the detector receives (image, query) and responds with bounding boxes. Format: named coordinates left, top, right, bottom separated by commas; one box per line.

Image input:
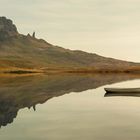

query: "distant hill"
left=0, top=16, right=140, bottom=73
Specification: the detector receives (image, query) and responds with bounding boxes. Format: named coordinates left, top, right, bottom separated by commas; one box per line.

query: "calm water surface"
left=0, top=74, right=140, bottom=140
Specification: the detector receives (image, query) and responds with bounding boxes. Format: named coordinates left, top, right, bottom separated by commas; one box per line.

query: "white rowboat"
left=104, top=88, right=140, bottom=93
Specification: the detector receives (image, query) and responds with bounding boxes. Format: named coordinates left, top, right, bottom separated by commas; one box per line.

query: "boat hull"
left=104, top=88, right=140, bottom=93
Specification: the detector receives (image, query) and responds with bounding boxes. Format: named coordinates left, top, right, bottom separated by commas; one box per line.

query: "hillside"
left=0, top=16, right=140, bottom=73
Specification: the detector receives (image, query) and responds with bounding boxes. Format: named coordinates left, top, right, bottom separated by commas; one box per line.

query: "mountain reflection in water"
left=0, top=73, right=140, bottom=128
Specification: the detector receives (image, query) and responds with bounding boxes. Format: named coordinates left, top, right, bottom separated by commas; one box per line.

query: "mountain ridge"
left=0, top=17, right=140, bottom=73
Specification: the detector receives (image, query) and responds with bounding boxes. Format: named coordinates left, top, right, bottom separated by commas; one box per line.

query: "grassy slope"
left=0, top=35, right=140, bottom=73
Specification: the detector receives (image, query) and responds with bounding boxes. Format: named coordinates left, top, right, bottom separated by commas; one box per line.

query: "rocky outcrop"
left=0, top=17, right=18, bottom=41
left=32, top=32, right=35, bottom=38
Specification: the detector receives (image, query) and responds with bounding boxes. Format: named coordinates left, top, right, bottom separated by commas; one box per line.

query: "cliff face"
left=0, top=17, right=18, bottom=41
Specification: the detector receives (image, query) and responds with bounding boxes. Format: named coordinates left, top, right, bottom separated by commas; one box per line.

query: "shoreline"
left=0, top=68, right=140, bottom=75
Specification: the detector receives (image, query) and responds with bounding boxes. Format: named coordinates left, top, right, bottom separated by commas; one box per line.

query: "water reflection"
left=105, top=92, right=140, bottom=97
left=0, top=73, right=140, bottom=127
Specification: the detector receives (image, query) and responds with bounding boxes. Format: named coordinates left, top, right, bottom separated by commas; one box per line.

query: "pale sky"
left=1, top=0, right=140, bottom=62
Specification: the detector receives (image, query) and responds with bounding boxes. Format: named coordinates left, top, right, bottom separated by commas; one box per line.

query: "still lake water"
left=0, top=74, right=140, bottom=140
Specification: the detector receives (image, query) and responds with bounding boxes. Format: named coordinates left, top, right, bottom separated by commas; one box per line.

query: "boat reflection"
left=104, top=92, right=140, bottom=97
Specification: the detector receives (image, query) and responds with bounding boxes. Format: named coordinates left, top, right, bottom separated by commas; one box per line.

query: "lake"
left=0, top=73, right=140, bottom=140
